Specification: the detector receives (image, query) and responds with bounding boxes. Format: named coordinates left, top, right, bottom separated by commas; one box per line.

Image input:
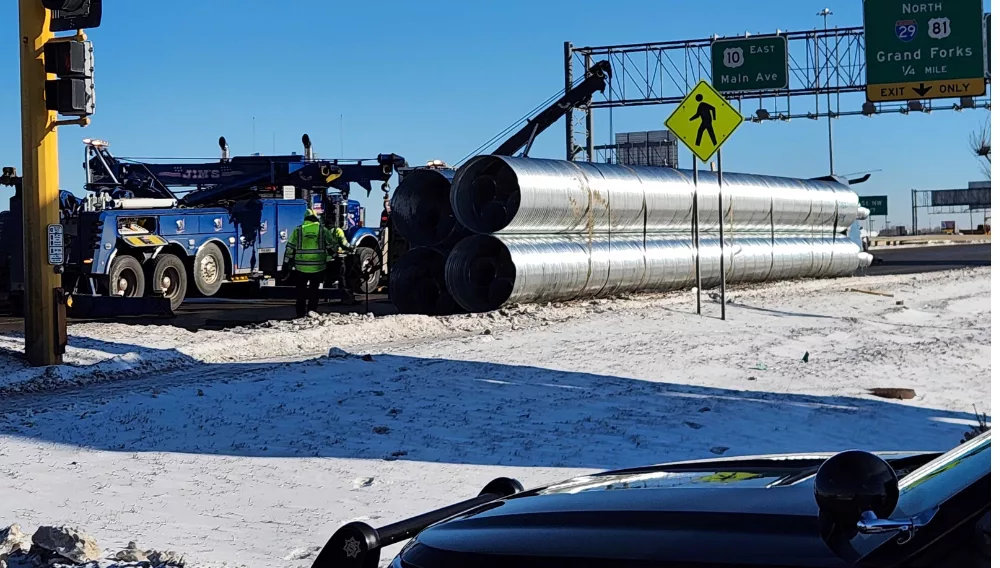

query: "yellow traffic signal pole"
left=19, top=0, right=62, bottom=366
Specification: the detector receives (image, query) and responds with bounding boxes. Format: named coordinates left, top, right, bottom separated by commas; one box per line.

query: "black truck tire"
left=191, top=244, right=225, bottom=297
left=148, top=253, right=188, bottom=311
left=351, top=246, right=382, bottom=294
left=107, top=255, right=146, bottom=299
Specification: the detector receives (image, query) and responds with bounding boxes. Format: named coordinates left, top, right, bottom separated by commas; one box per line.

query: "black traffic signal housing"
left=41, top=0, right=85, bottom=9
left=43, top=0, right=103, bottom=32
left=43, top=40, right=95, bottom=117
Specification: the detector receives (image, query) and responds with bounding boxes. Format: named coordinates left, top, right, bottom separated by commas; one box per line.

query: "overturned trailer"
left=390, top=155, right=872, bottom=315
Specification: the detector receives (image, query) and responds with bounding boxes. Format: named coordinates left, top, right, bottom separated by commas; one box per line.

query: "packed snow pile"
left=0, top=267, right=991, bottom=397
left=0, top=524, right=203, bottom=568
left=0, top=267, right=990, bottom=567
left=0, top=307, right=547, bottom=393
left=0, top=273, right=858, bottom=393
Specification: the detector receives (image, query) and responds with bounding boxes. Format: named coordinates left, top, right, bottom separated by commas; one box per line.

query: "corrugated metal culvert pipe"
left=388, top=246, right=461, bottom=315
left=389, top=168, right=470, bottom=248
left=444, top=233, right=872, bottom=313
left=449, top=155, right=869, bottom=237
left=388, top=168, right=471, bottom=315
left=440, top=156, right=872, bottom=314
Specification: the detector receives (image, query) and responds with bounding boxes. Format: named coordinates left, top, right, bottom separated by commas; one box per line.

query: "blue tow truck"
left=0, top=135, right=407, bottom=315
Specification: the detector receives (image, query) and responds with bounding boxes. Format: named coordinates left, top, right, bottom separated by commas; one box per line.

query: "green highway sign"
left=864, top=0, right=987, bottom=102
left=859, top=195, right=889, bottom=217
left=711, top=35, right=789, bottom=92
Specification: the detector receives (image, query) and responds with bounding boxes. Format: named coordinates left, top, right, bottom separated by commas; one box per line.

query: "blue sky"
left=0, top=0, right=992, bottom=229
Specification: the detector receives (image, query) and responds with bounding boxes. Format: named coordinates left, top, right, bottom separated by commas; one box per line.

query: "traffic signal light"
left=41, top=0, right=85, bottom=9
left=43, top=0, right=102, bottom=32
left=43, top=40, right=95, bottom=117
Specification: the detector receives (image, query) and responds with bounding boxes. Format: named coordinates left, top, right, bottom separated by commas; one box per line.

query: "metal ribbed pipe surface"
left=390, top=168, right=471, bottom=247
left=450, top=156, right=867, bottom=236
left=445, top=234, right=869, bottom=313
left=389, top=246, right=464, bottom=315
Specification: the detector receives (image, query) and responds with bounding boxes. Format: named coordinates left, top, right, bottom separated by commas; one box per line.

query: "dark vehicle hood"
left=399, top=451, right=935, bottom=568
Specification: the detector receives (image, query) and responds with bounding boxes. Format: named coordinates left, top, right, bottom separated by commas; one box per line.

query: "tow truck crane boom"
left=86, top=135, right=407, bottom=207
left=491, top=60, right=611, bottom=157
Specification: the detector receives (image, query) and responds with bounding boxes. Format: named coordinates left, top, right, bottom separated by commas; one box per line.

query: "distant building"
left=609, top=130, right=679, bottom=168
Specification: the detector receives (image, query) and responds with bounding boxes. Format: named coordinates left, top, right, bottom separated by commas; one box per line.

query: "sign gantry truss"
left=563, top=24, right=990, bottom=162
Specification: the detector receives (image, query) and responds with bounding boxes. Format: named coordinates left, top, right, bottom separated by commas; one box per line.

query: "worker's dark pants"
left=294, top=269, right=325, bottom=318
left=331, top=256, right=357, bottom=304
left=331, top=257, right=347, bottom=290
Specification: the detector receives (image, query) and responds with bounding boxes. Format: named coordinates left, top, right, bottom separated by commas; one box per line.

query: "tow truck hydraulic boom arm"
left=492, top=60, right=611, bottom=157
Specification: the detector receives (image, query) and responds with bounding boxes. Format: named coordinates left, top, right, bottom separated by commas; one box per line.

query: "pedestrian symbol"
left=664, top=80, right=744, bottom=162
left=691, top=94, right=717, bottom=146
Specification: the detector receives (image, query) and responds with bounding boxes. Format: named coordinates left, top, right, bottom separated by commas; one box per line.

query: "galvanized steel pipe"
left=390, top=168, right=471, bottom=247
left=445, top=234, right=871, bottom=313
left=450, top=156, right=868, bottom=236
left=389, top=246, right=463, bottom=315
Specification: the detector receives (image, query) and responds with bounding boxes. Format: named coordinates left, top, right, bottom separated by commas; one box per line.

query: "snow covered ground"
left=0, top=267, right=991, bottom=567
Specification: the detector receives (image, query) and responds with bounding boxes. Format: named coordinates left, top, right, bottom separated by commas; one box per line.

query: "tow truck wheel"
left=351, top=246, right=381, bottom=294
left=192, top=244, right=225, bottom=297
left=148, top=254, right=188, bottom=311
left=107, top=255, right=145, bottom=299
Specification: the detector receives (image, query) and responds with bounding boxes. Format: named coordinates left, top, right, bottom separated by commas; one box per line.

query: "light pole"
left=818, top=7, right=834, bottom=176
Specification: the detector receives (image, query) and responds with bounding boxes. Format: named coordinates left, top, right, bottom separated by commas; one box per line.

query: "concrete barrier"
left=870, top=235, right=990, bottom=249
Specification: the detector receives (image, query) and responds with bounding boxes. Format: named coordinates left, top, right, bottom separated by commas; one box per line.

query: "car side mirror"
left=814, top=450, right=934, bottom=551
left=814, top=450, right=899, bottom=528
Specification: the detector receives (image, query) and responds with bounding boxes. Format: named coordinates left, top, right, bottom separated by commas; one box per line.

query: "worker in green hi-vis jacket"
left=283, top=209, right=352, bottom=318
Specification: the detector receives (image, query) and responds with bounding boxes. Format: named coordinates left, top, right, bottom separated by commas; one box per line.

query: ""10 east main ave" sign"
left=711, top=35, right=789, bottom=93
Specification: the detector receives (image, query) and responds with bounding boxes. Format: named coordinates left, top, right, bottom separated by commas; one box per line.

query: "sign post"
left=986, top=12, right=991, bottom=78
left=711, top=35, right=789, bottom=93
left=716, top=149, right=726, bottom=321
left=864, top=0, right=986, bottom=102
left=665, top=80, right=744, bottom=319
left=692, top=157, right=701, bottom=315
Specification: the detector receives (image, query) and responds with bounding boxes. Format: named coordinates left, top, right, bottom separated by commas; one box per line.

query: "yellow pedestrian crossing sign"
left=664, top=80, right=744, bottom=163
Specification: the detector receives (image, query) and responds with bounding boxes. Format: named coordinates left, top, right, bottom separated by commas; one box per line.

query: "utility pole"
left=818, top=7, right=835, bottom=176
left=19, top=0, right=62, bottom=366
left=19, top=0, right=101, bottom=366
left=564, top=41, right=574, bottom=161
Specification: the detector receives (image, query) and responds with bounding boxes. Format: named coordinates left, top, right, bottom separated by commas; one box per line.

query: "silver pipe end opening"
left=451, top=155, right=522, bottom=234
left=857, top=206, right=871, bottom=220
left=389, top=247, right=463, bottom=315
left=390, top=169, right=468, bottom=247
left=858, top=251, right=874, bottom=268
left=445, top=234, right=517, bottom=313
